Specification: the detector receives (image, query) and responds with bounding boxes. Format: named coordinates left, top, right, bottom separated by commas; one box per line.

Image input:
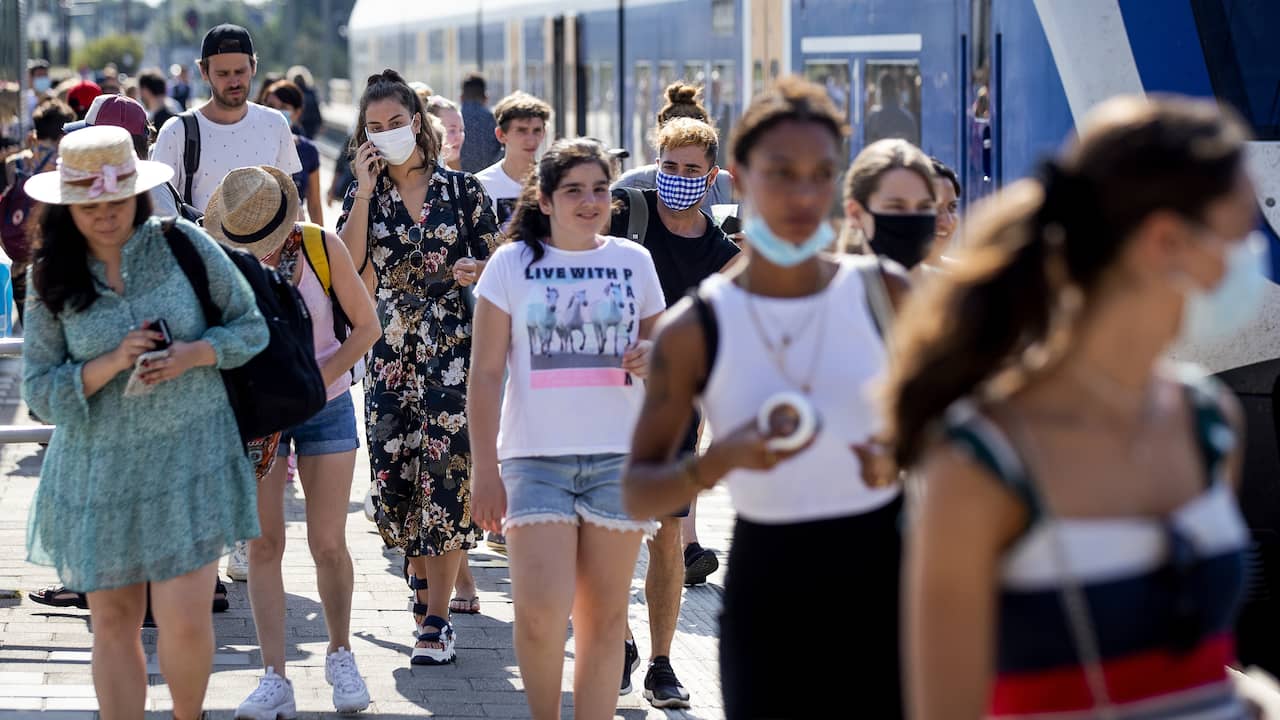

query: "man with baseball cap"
left=150, top=23, right=301, bottom=213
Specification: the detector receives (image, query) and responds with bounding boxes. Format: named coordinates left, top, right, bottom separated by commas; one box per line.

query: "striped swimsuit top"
left=946, top=372, right=1249, bottom=719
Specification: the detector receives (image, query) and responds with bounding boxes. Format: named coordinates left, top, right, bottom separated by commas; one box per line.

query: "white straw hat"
left=24, top=125, right=172, bottom=205
left=202, top=166, right=301, bottom=260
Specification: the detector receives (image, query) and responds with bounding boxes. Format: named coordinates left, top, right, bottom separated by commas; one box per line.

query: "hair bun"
left=666, top=83, right=700, bottom=106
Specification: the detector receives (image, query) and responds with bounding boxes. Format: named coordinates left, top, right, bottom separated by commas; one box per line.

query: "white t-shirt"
left=475, top=236, right=666, bottom=460
left=474, top=161, right=524, bottom=227
left=151, top=102, right=302, bottom=212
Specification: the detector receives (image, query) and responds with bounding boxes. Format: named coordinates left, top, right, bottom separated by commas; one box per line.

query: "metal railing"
left=0, top=338, right=54, bottom=444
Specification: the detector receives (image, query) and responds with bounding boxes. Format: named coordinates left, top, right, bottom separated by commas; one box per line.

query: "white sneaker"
left=235, top=667, right=296, bottom=720
left=325, top=647, right=371, bottom=713
left=364, top=490, right=377, bottom=523
left=227, top=541, right=250, bottom=582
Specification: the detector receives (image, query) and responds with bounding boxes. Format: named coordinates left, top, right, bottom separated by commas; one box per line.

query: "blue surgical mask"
left=742, top=214, right=834, bottom=267
left=33, top=76, right=51, bottom=93
left=277, top=108, right=293, bottom=124
left=656, top=169, right=711, bottom=211
left=1179, top=233, right=1268, bottom=345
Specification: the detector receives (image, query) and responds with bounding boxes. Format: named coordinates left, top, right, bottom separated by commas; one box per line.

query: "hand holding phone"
left=122, top=319, right=173, bottom=397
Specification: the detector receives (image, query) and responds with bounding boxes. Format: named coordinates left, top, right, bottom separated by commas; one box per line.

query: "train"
left=348, top=0, right=1280, bottom=668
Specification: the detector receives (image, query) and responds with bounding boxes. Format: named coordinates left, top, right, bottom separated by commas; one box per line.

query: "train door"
left=550, top=14, right=584, bottom=139
left=746, top=0, right=786, bottom=97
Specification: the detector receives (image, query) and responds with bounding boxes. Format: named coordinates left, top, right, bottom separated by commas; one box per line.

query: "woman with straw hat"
left=203, top=165, right=380, bottom=719
left=21, top=124, right=269, bottom=720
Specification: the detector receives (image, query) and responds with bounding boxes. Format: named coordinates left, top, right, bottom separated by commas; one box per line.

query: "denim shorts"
left=278, top=391, right=360, bottom=457
left=501, top=454, right=655, bottom=534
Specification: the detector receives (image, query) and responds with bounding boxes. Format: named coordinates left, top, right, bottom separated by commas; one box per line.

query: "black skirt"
left=720, top=495, right=905, bottom=719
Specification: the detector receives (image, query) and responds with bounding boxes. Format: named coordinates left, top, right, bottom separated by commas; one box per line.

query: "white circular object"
left=757, top=392, right=819, bottom=452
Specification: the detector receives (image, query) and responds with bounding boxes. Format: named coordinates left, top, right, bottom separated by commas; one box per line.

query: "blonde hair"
left=655, top=117, right=719, bottom=164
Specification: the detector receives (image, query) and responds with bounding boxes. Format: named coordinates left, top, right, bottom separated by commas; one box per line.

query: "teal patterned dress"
left=22, top=217, right=268, bottom=592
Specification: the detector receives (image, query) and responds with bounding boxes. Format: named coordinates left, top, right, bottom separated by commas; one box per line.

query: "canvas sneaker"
left=227, top=541, right=250, bottom=582
left=325, top=647, right=371, bottom=713
left=235, top=667, right=296, bottom=720
left=643, top=656, right=692, bottom=709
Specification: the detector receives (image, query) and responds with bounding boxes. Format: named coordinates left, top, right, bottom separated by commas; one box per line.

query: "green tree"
left=72, top=34, right=145, bottom=74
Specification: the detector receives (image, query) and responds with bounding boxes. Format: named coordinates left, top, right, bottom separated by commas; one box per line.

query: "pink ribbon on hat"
left=58, top=157, right=137, bottom=198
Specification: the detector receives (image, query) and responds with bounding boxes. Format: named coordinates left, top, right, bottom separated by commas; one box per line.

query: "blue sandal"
left=411, top=614, right=456, bottom=665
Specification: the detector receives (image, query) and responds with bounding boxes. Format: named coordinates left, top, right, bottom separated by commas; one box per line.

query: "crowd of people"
left=0, top=17, right=1269, bottom=720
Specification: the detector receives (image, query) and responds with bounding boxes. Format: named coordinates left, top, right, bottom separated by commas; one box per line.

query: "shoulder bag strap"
left=858, top=257, right=896, bottom=342
left=449, top=171, right=480, bottom=259
left=161, top=219, right=221, bottom=326
left=623, top=187, right=648, bottom=243
left=686, top=287, right=718, bottom=396
left=299, top=223, right=331, bottom=294
left=180, top=111, right=200, bottom=205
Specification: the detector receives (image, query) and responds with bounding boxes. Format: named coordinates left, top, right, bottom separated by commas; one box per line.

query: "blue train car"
left=348, top=0, right=1280, bottom=669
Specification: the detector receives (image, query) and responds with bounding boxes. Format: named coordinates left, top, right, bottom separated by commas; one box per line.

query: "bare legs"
left=645, top=518, right=684, bottom=659
left=248, top=450, right=358, bottom=674
left=89, top=560, right=218, bottom=720
left=507, top=522, right=644, bottom=720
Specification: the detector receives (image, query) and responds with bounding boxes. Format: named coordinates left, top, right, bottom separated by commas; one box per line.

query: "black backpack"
left=161, top=220, right=326, bottom=445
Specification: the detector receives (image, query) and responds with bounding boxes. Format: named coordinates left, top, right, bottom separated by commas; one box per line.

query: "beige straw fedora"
left=202, top=166, right=301, bottom=260
left=24, top=125, right=172, bottom=205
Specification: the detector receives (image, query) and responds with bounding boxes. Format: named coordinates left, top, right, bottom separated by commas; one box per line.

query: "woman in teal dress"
left=21, top=125, right=268, bottom=720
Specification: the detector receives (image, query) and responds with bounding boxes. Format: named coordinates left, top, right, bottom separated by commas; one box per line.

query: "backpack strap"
left=179, top=111, right=200, bottom=205
left=448, top=170, right=480, bottom=258
left=298, top=222, right=351, bottom=343
left=857, top=257, right=895, bottom=341
left=161, top=219, right=222, bottom=326
left=686, top=287, right=718, bottom=396
left=299, top=223, right=331, bottom=294
left=623, top=187, right=649, bottom=243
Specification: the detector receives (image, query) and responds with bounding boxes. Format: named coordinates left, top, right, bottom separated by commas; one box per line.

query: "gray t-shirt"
left=612, top=164, right=734, bottom=207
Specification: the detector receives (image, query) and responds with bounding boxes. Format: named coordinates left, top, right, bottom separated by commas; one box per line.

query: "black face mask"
left=867, top=212, right=937, bottom=269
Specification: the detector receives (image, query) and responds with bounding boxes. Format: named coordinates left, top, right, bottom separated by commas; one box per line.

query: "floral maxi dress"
left=338, top=168, right=499, bottom=557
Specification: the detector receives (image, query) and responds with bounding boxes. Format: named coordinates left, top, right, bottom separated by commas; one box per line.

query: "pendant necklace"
left=741, top=268, right=831, bottom=395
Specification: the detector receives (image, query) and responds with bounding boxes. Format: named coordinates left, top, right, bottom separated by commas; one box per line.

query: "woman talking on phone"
left=335, top=69, right=501, bottom=666
left=620, top=77, right=909, bottom=718
left=21, top=125, right=267, bottom=719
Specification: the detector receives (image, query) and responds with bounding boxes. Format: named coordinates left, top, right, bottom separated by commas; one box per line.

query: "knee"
left=156, top=609, right=212, bottom=644
left=308, top=537, right=350, bottom=570
left=514, top=599, right=570, bottom=642
left=90, top=600, right=144, bottom=636
left=249, top=533, right=285, bottom=564
left=650, top=520, right=682, bottom=552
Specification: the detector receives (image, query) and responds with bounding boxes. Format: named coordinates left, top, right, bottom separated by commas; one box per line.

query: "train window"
left=1191, top=0, right=1280, bottom=140
left=526, top=61, right=546, bottom=100
left=711, top=61, right=736, bottom=166
left=712, top=0, right=735, bottom=36
left=585, top=63, right=615, bottom=146
left=659, top=62, right=677, bottom=98
left=685, top=62, right=705, bottom=84
left=427, top=29, right=446, bottom=96
left=805, top=61, right=851, bottom=122
left=633, top=63, right=655, bottom=163
left=862, top=61, right=922, bottom=147
left=753, top=61, right=765, bottom=96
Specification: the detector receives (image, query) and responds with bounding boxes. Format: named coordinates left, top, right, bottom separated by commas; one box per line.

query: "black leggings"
left=720, top=496, right=905, bottom=719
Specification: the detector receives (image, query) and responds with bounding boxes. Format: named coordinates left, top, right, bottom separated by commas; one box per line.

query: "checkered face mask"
left=656, top=169, right=711, bottom=211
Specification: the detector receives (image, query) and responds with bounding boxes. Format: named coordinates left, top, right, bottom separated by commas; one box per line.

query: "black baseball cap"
left=201, top=24, right=254, bottom=60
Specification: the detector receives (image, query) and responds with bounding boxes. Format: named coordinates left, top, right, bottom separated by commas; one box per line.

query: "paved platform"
left=0, top=354, right=732, bottom=719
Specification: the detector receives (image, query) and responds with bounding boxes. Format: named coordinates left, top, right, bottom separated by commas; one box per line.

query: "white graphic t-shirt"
left=151, top=102, right=302, bottom=212
left=475, top=160, right=524, bottom=228
left=475, top=236, right=666, bottom=460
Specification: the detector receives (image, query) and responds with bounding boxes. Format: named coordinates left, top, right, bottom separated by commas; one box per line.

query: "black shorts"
left=720, top=496, right=905, bottom=719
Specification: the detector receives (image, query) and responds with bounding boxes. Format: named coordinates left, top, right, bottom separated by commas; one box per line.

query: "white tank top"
left=699, top=255, right=901, bottom=524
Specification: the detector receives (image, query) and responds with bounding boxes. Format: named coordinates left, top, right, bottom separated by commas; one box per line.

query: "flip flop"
left=27, top=585, right=88, bottom=609
left=449, top=595, right=481, bottom=615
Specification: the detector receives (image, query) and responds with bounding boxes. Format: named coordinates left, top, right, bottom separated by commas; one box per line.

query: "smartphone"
left=149, top=319, right=172, bottom=351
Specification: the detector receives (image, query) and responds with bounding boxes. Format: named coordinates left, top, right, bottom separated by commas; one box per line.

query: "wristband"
left=354, top=194, right=372, bottom=201
left=680, top=453, right=711, bottom=491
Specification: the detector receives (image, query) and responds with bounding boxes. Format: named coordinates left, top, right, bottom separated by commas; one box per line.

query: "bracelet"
left=354, top=193, right=372, bottom=201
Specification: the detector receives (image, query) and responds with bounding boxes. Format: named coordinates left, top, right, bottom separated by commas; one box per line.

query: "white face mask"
left=1178, top=232, right=1269, bottom=345
left=366, top=121, right=418, bottom=166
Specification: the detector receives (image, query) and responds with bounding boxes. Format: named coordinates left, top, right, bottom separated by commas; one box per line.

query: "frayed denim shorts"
left=501, top=454, right=654, bottom=534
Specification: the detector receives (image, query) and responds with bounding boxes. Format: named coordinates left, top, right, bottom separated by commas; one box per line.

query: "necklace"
left=1062, top=361, right=1161, bottom=465
left=740, top=267, right=831, bottom=394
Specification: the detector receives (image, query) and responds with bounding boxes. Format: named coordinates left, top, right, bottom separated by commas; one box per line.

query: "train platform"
left=0, top=356, right=734, bottom=719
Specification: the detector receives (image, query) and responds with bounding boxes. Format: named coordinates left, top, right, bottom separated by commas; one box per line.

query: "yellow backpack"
left=298, top=223, right=365, bottom=384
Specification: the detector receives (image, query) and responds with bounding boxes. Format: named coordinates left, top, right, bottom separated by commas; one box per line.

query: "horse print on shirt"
left=521, top=264, right=640, bottom=388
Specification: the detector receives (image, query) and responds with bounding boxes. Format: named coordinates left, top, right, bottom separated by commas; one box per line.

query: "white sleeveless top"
left=699, top=255, right=901, bottom=524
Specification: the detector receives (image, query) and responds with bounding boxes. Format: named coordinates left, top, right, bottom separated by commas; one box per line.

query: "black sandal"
left=212, top=579, right=229, bottom=613
left=27, top=585, right=87, bottom=609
